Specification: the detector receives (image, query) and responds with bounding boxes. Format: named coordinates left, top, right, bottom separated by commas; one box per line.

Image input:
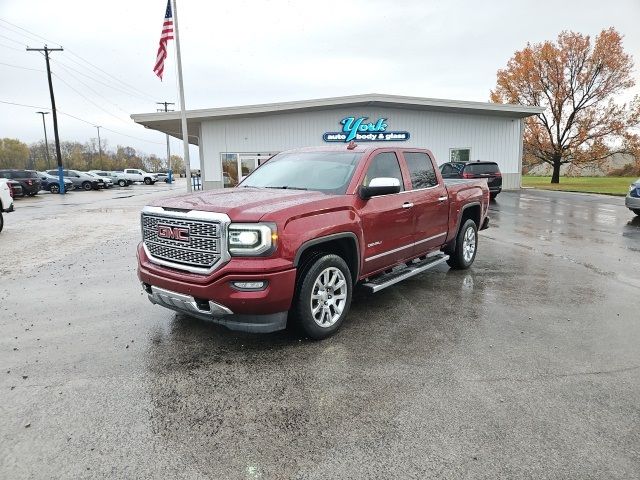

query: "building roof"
left=131, top=93, right=543, bottom=145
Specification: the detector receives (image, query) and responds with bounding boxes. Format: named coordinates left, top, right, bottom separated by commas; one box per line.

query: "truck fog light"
left=231, top=280, right=267, bottom=291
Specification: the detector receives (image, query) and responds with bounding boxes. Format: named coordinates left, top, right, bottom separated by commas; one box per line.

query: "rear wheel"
left=633, top=209, right=640, bottom=216
left=490, top=192, right=498, bottom=200
left=49, top=184, right=59, bottom=194
left=118, top=179, right=127, bottom=187
left=294, top=253, right=352, bottom=340
left=82, top=181, right=92, bottom=191
left=447, top=219, right=478, bottom=270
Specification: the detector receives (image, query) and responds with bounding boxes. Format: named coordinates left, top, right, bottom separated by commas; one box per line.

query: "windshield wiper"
left=264, top=186, right=308, bottom=190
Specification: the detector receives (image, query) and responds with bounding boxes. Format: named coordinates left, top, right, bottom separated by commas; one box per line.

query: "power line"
left=0, top=32, right=25, bottom=46
left=0, top=17, right=156, bottom=102
left=52, top=72, right=133, bottom=126
left=0, top=18, right=62, bottom=47
left=50, top=57, right=153, bottom=103
left=0, top=61, right=43, bottom=72
left=52, top=61, right=134, bottom=115
left=0, top=98, right=165, bottom=145
left=0, top=41, right=23, bottom=52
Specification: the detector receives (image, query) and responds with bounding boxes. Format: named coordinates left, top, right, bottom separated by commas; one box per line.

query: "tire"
left=293, top=253, right=353, bottom=340
left=633, top=209, right=640, bottom=216
left=0, top=211, right=3, bottom=233
left=144, top=177, right=152, bottom=185
left=490, top=192, right=498, bottom=200
left=447, top=218, right=478, bottom=270
left=118, top=179, right=127, bottom=187
left=82, top=181, right=92, bottom=191
left=49, top=184, right=60, bottom=194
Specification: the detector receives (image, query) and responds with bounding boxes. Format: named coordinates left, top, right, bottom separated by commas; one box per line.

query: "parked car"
left=0, top=178, right=15, bottom=233
left=46, top=169, right=102, bottom=191
left=116, top=169, right=158, bottom=185
left=7, top=180, right=23, bottom=198
left=85, top=172, right=113, bottom=188
left=37, top=172, right=74, bottom=193
left=0, top=169, right=42, bottom=196
left=155, top=172, right=171, bottom=183
left=626, top=178, right=640, bottom=216
left=138, top=145, right=490, bottom=339
left=439, top=160, right=502, bottom=199
left=88, top=170, right=132, bottom=187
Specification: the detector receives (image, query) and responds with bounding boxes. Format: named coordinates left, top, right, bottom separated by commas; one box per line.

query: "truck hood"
left=149, top=187, right=343, bottom=221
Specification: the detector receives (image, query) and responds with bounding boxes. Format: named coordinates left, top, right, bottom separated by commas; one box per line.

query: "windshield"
left=239, top=151, right=362, bottom=194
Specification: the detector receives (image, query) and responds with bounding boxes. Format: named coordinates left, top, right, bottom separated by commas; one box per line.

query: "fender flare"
left=293, top=232, right=360, bottom=283
left=445, top=202, right=482, bottom=253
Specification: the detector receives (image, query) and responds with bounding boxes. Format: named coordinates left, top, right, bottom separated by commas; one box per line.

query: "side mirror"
left=359, top=177, right=401, bottom=199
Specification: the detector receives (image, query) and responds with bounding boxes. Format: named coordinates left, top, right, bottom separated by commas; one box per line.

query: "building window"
left=450, top=148, right=470, bottom=163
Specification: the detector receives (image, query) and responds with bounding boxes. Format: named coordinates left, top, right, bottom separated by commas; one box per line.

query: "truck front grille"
left=142, top=213, right=223, bottom=272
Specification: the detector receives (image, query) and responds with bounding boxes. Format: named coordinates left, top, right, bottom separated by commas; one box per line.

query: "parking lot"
left=1, top=185, right=639, bottom=479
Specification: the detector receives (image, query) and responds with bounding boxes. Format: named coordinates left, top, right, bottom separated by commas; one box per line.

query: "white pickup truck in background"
left=0, top=178, right=15, bottom=233
left=116, top=169, right=158, bottom=185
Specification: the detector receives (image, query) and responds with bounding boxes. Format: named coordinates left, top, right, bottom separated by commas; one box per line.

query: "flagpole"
left=171, top=0, right=192, bottom=193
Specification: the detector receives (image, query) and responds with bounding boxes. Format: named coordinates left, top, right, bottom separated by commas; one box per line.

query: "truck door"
left=400, top=151, right=449, bottom=255
left=357, top=151, right=415, bottom=276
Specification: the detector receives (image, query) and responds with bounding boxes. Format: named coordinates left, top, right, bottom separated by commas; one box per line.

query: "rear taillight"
left=462, top=172, right=473, bottom=179
left=494, top=172, right=502, bottom=177
left=8, top=187, right=14, bottom=198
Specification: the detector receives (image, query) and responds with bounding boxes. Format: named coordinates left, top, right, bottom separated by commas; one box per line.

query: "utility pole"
left=156, top=101, right=175, bottom=183
left=27, top=45, right=65, bottom=194
left=36, top=111, right=51, bottom=169
left=95, top=125, right=102, bottom=167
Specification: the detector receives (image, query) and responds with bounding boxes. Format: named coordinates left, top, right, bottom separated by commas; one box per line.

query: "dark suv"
left=0, top=169, right=42, bottom=196
left=439, top=161, right=502, bottom=199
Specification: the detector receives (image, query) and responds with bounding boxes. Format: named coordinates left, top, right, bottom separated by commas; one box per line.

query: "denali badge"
left=158, top=225, right=190, bottom=242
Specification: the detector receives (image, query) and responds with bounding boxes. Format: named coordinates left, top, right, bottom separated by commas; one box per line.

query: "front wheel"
left=49, top=184, right=60, bottom=194
left=118, top=179, right=127, bottom=187
left=144, top=177, right=152, bottom=185
left=447, top=219, right=478, bottom=270
left=82, top=181, right=92, bottom=191
left=293, top=254, right=352, bottom=340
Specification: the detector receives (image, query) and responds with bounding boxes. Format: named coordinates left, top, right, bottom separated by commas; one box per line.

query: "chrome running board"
left=362, top=253, right=449, bottom=293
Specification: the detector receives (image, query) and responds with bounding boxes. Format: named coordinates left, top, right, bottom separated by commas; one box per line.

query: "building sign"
left=323, top=117, right=410, bottom=143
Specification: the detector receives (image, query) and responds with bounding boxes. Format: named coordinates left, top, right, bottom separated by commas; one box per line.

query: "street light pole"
left=36, top=111, right=51, bottom=170
left=95, top=125, right=102, bottom=166
left=157, top=102, right=175, bottom=183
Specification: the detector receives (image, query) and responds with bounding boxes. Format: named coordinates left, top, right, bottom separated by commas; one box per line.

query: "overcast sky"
left=1, top=0, right=639, bottom=165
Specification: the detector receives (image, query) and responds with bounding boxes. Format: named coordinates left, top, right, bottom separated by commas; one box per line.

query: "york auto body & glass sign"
left=323, top=117, right=410, bottom=142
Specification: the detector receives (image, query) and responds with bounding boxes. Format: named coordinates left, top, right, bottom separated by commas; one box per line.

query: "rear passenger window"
left=404, top=152, right=437, bottom=189
left=363, top=152, right=404, bottom=191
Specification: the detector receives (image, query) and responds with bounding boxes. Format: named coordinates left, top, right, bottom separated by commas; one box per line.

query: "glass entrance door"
left=221, top=153, right=278, bottom=188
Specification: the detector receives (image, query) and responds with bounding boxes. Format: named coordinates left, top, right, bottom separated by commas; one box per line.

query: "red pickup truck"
left=138, top=145, right=490, bottom=339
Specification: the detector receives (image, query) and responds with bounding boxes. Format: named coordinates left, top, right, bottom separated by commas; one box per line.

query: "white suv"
left=0, top=178, right=15, bottom=233
left=119, top=169, right=158, bottom=185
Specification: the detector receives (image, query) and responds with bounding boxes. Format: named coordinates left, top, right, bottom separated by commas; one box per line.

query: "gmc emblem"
left=158, top=225, right=190, bottom=242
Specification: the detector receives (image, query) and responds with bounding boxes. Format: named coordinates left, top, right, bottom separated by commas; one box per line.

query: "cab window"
left=362, top=152, right=404, bottom=191
left=404, top=152, right=437, bottom=189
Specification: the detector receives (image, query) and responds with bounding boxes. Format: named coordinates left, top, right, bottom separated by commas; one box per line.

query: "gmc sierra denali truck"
left=138, top=145, right=490, bottom=339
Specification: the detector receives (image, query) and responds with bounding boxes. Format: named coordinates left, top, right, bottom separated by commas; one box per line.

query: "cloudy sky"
left=1, top=0, right=639, bottom=165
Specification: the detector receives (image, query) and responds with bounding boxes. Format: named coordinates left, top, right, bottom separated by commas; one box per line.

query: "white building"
left=131, top=93, right=542, bottom=191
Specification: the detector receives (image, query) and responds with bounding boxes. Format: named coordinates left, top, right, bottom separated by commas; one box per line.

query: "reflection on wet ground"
left=1, top=189, right=639, bottom=478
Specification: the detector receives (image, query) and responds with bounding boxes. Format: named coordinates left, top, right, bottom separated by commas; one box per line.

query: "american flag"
left=153, top=0, right=174, bottom=80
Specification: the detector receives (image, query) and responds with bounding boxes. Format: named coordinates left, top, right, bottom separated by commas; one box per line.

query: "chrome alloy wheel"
left=462, top=225, right=476, bottom=263
left=310, top=267, right=347, bottom=327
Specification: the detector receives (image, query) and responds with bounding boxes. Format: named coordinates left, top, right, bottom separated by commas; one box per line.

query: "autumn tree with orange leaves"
left=491, top=28, right=639, bottom=183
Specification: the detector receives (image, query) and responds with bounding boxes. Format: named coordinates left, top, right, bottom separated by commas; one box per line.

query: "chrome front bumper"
left=143, top=284, right=288, bottom=333
left=146, top=285, right=232, bottom=316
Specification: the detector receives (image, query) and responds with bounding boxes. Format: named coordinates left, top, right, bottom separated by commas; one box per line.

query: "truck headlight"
left=228, top=223, right=276, bottom=256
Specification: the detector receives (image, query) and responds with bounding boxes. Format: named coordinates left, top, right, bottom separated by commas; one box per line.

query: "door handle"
left=438, top=196, right=448, bottom=202
left=402, top=202, right=413, bottom=209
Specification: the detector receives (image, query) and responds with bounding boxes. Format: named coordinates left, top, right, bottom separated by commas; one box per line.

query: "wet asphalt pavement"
left=1, top=185, right=639, bottom=479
